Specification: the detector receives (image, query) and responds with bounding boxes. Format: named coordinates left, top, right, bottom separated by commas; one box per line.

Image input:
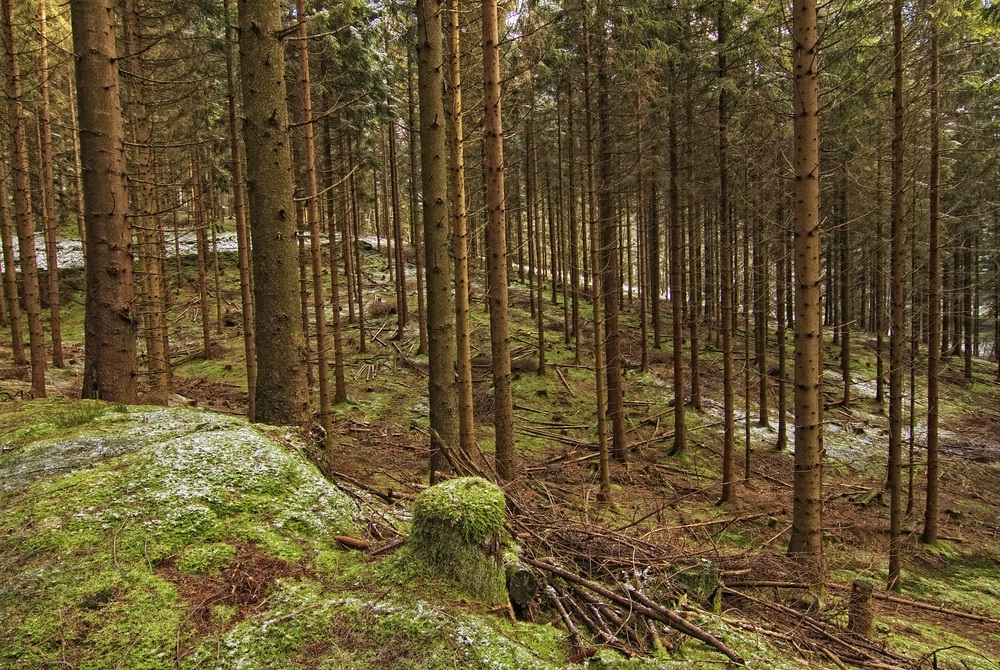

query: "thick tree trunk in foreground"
left=71, top=0, right=138, bottom=403
left=787, top=0, right=824, bottom=570
left=417, top=0, right=459, bottom=481
left=238, top=0, right=310, bottom=426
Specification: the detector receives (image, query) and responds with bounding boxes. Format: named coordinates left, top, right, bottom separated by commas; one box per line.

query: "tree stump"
left=409, top=476, right=508, bottom=605
left=849, top=579, right=874, bottom=636
left=669, top=557, right=722, bottom=612
left=505, top=559, right=538, bottom=607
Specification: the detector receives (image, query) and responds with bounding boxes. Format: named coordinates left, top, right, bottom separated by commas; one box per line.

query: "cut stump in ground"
left=409, top=476, right=508, bottom=606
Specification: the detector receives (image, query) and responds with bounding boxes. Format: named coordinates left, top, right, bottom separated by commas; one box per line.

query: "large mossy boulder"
left=0, top=400, right=363, bottom=668
left=409, top=476, right=508, bottom=606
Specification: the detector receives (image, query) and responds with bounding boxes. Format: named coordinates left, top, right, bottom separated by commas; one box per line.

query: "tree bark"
left=887, top=0, right=905, bottom=592
left=238, top=0, right=310, bottom=426
left=483, top=0, right=515, bottom=481
left=37, top=1, right=63, bottom=369
left=223, top=0, right=256, bottom=418
left=3, top=0, right=47, bottom=398
left=445, top=0, right=475, bottom=456
left=417, top=0, right=459, bottom=481
left=787, top=0, right=824, bottom=570
left=922, top=0, right=941, bottom=545
left=71, top=0, right=138, bottom=403
left=295, top=0, right=333, bottom=449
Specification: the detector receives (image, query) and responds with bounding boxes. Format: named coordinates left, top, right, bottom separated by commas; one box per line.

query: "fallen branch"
left=525, top=556, right=745, bottom=664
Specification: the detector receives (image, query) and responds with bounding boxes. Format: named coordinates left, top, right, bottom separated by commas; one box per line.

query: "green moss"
left=177, top=542, right=237, bottom=574
left=405, top=477, right=508, bottom=606
left=412, top=477, right=506, bottom=545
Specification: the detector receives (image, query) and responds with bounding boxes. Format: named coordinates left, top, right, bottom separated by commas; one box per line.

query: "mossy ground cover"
left=3, top=241, right=1000, bottom=668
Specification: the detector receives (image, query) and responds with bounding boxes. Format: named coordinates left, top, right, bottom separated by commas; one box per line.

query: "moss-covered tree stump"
left=409, top=477, right=508, bottom=605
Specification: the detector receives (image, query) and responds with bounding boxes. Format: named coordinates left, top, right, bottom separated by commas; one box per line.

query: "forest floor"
left=1, top=235, right=998, bottom=669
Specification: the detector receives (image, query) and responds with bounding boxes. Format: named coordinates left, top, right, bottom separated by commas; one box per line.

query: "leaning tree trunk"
left=787, top=0, right=825, bottom=572
left=238, top=0, right=310, bottom=427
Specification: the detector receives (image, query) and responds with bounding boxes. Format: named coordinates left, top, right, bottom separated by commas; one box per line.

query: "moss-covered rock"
left=0, top=401, right=583, bottom=669
left=408, top=476, right=508, bottom=605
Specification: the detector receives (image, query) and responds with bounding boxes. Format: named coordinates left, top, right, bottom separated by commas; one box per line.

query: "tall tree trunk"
left=922, top=0, right=941, bottom=545
left=887, top=0, right=905, bottom=591
left=597, top=36, right=626, bottom=464
left=68, top=81, right=88, bottom=265
left=776, top=196, right=788, bottom=451
left=482, top=0, right=515, bottom=481
left=71, top=0, right=139, bottom=403
left=567, top=84, right=581, bottom=364
left=529, top=86, right=546, bottom=377
left=37, top=1, right=62, bottom=369
left=407, top=56, right=428, bottom=355
left=0, top=164, right=25, bottom=366
left=582, top=7, right=611, bottom=498
left=389, top=125, right=408, bottom=336
left=787, top=0, right=824, bottom=571
left=295, top=0, right=333, bottom=450
left=124, top=0, right=170, bottom=403
left=192, top=150, right=213, bottom=360
left=446, top=0, right=475, bottom=455
left=238, top=0, right=310, bottom=426
left=224, top=0, right=255, bottom=418
left=686, top=83, right=702, bottom=411
left=3, top=0, right=46, bottom=397
left=668, top=71, right=686, bottom=456
left=718, top=2, right=735, bottom=501
left=417, top=0, right=459, bottom=481
left=840, top=163, right=852, bottom=407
